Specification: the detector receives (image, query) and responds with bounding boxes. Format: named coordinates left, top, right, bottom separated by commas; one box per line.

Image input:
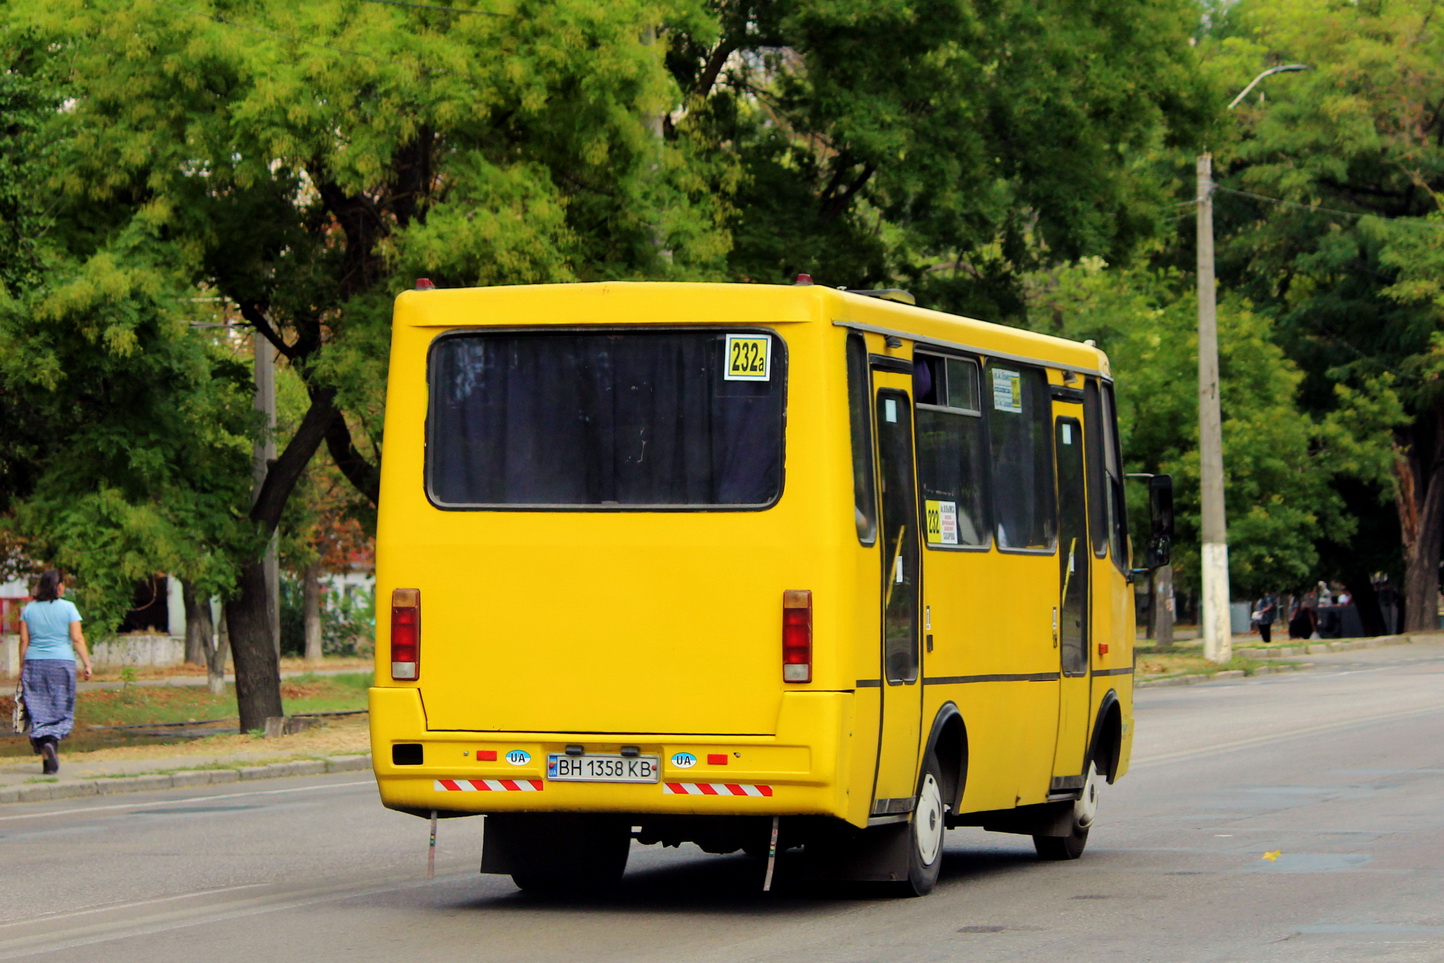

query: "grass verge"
left=1135, top=642, right=1291, bottom=680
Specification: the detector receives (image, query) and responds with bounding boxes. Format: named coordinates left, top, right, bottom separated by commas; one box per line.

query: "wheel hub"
left=915, top=772, right=944, bottom=865
left=1075, top=761, right=1100, bottom=830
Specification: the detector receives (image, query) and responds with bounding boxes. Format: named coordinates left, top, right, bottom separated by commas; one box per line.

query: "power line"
left=1212, top=184, right=1444, bottom=230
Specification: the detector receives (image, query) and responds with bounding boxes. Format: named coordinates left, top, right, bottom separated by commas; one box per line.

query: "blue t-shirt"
left=21, top=599, right=83, bottom=661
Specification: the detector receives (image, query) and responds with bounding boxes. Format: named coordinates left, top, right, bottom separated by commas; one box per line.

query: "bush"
left=279, top=578, right=375, bottom=657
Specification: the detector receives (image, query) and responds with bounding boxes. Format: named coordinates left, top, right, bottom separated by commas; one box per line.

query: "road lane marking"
left=0, top=884, right=267, bottom=931
left=0, top=779, right=373, bottom=823
left=0, top=874, right=463, bottom=960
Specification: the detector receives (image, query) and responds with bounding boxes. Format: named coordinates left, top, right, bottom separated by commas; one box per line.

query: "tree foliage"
left=666, top=0, right=1213, bottom=317
left=1025, top=260, right=1397, bottom=597
left=1198, top=0, right=1444, bottom=626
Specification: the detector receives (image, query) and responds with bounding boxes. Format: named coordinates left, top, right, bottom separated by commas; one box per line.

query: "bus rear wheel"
left=509, top=817, right=631, bottom=894
left=1033, top=759, right=1100, bottom=861
left=903, top=750, right=946, bottom=895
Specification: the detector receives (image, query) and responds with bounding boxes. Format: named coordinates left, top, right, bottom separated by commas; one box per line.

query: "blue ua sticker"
left=671, top=752, right=697, bottom=769
left=506, top=750, right=531, bottom=766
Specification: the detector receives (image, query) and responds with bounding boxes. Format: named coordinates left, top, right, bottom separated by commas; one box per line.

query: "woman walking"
left=18, top=570, right=92, bottom=774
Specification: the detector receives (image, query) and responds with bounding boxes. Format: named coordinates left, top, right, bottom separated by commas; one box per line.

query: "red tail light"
left=782, top=589, right=812, bottom=683
left=391, top=588, right=421, bottom=681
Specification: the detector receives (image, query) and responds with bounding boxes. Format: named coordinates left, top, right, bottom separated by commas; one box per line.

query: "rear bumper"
left=369, top=686, right=854, bottom=821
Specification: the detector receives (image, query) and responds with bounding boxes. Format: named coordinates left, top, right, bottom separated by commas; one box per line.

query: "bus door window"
left=875, top=388, right=920, bottom=684
left=847, top=333, right=878, bottom=545
left=1055, top=417, right=1089, bottom=676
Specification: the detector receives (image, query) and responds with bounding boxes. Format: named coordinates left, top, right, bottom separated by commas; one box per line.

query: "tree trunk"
left=226, top=384, right=343, bottom=728
left=1396, top=409, right=1444, bottom=633
left=209, top=607, right=230, bottom=696
left=181, top=579, right=211, bottom=665
left=225, top=557, right=285, bottom=731
left=303, top=561, right=323, bottom=664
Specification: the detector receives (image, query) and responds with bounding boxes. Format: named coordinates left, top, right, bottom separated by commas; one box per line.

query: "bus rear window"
left=427, top=330, right=786, bottom=509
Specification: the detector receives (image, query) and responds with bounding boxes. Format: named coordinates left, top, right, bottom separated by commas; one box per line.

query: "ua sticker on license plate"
left=547, top=753, right=659, bottom=783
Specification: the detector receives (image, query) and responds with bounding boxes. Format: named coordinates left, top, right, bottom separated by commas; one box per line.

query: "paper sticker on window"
left=725, top=334, right=771, bottom=381
left=992, top=368, right=1023, bottom=413
left=1061, top=423, right=1073, bottom=445
left=926, top=500, right=959, bottom=546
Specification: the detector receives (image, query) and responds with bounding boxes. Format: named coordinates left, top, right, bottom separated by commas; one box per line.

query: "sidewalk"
left=2, top=663, right=374, bottom=805
left=0, top=748, right=372, bottom=805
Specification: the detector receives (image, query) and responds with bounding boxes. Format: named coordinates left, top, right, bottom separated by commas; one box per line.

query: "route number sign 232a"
left=726, top=334, right=771, bottom=381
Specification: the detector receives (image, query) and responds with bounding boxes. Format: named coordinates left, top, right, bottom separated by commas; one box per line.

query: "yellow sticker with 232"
left=725, top=334, right=771, bottom=381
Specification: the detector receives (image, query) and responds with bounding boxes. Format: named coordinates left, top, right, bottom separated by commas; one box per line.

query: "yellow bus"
left=369, top=280, right=1172, bottom=896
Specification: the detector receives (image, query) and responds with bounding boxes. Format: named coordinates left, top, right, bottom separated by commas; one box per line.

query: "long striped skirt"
left=21, top=659, right=78, bottom=743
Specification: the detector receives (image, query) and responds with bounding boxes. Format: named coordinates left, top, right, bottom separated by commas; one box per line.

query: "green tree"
left=1199, top=0, right=1444, bottom=629
left=666, top=0, right=1214, bottom=317
left=0, top=251, right=255, bottom=632
left=1024, top=260, right=1398, bottom=599
left=0, top=25, right=56, bottom=539
left=6, top=0, right=730, bottom=727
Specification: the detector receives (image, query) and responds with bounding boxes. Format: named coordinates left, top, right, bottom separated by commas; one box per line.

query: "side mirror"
left=1145, top=475, right=1173, bottom=569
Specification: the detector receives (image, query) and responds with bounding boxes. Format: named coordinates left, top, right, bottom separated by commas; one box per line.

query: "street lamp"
left=1197, top=64, right=1310, bottom=664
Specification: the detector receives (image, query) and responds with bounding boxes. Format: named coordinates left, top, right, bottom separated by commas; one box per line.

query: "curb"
left=1138, top=631, right=1439, bottom=689
left=1137, top=662, right=1307, bottom=689
left=0, top=754, right=371, bottom=806
left=1234, top=633, right=1425, bottom=659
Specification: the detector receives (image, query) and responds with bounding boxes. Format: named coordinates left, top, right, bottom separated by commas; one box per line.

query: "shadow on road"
left=434, top=844, right=1042, bottom=914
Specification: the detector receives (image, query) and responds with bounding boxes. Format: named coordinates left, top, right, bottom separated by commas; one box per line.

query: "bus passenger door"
left=1051, top=415, right=1090, bottom=786
left=872, top=387, right=924, bottom=816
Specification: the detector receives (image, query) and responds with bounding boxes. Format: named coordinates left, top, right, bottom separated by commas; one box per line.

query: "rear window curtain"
left=428, top=331, right=785, bottom=507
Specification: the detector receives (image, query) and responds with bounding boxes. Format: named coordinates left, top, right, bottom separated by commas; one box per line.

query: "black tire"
left=510, top=819, right=631, bottom=894
left=1033, top=759, right=1099, bottom=861
left=903, top=750, right=946, bottom=896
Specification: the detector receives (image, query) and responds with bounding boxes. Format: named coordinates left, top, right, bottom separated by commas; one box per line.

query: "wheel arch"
left=923, top=703, right=968, bottom=812
left=1088, top=689, right=1123, bottom=784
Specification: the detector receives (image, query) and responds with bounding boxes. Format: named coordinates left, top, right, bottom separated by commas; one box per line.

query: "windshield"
left=427, top=329, right=786, bottom=509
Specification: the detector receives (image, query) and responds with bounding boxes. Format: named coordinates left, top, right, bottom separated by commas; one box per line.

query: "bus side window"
left=847, top=333, right=878, bottom=545
left=986, top=362, right=1056, bottom=552
left=915, top=353, right=991, bottom=548
left=1101, top=382, right=1129, bottom=570
left=1084, top=380, right=1109, bottom=558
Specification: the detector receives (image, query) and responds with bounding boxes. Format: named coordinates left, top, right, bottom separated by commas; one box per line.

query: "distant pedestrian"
left=18, top=570, right=93, bottom=775
left=1252, top=593, right=1278, bottom=644
left=1288, top=603, right=1316, bottom=640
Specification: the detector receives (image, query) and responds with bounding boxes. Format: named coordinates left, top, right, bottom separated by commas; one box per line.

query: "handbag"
left=10, top=681, right=27, bottom=734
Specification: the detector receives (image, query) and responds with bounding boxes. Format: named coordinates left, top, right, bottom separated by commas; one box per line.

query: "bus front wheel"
left=1033, top=759, right=1100, bottom=861
left=903, top=751, right=946, bottom=895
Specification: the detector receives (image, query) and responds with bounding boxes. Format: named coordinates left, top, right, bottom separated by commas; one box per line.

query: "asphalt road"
left=1, top=641, right=1441, bottom=962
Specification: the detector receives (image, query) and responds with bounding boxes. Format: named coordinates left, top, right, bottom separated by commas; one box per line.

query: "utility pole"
left=1197, top=152, right=1231, bottom=663
left=1196, top=63, right=1310, bottom=664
